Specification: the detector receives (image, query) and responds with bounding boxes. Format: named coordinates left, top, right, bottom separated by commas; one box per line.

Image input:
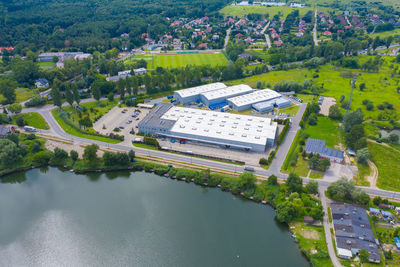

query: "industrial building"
left=305, top=138, right=344, bottom=163
left=252, top=97, right=292, bottom=113
left=173, top=83, right=227, bottom=105
left=138, top=103, right=278, bottom=152
left=226, top=89, right=282, bottom=111
left=199, top=84, right=253, bottom=109
left=331, top=203, right=380, bottom=263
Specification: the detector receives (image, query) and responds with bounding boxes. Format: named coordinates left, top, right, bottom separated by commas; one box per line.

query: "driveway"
left=323, top=162, right=357, bottom=182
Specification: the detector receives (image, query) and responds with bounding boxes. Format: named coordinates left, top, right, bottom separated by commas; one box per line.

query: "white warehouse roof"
left=227, top=89, right=281, bottom=107
left=174, top=82, right=227, bottom=98
left=161, top=106, right=277, bottom=146
left=200, top=84, right=254, bottom=102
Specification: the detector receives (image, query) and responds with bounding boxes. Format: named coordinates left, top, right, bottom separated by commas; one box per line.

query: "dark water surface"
left=0, top=168, right=309, bottom=266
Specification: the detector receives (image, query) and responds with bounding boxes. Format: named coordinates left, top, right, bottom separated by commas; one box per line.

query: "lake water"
left=0, top=168, right=309, bottom=266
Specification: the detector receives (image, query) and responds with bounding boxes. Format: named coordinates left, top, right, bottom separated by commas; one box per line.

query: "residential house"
left=35, top=78, right=49, bottom=88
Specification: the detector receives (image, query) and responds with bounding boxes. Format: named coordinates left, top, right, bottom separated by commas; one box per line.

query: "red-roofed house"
left=235, top=33, right=243, bottom=38
left=323, top=31, right=332, bottom=36
left=198, top=43, right=208, bottom=49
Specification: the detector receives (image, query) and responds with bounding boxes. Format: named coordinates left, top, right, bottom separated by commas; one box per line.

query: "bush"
left=24, top=96, right=47, bottom=107
left=70, top=150, right=79, bottom=161
left=144, top=136, right=160, bottom=148
left=32, top=150, right=53, bottom=165
left=278, top=119, right=290, bottom=145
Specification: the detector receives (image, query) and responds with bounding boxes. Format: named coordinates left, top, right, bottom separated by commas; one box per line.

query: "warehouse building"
left=227, top=89, right=282, bottom=111
left=252, top=97, right=292, bottom=113
left=173, top=83, right=227, bottom=105
left=138, top=103, right=278, bottom=152
left=199, top=84, right=254, bottom=109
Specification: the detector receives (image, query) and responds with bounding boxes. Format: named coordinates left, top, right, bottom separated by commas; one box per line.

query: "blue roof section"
left=209, top=101, right=226, bottom=110
left=305, top=138, right=344, bottom=160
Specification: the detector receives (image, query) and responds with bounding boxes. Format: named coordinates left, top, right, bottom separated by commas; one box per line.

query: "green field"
left=124, top=52, right=228, bottom=69
left=38, top=61, right=56, bottom=70
left=369, top=142, right=400, bottom=191
left=371, top=28, right=400, bottom=38
left=304, top=116, right=343, bottom=148
left=16, top=88, right=35, bottom=103
left=229, top=59, right=400, bottom=120
left=14, top=112, right=49, bottom=129
left=219, top=5, right=314, bottom=18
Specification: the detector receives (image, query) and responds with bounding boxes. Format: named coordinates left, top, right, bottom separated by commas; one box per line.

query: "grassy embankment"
left=290, top=222, right=333, bottom=267
left=51, top=99, right=122, bottom=144
left=12, top=112, right=49, bottom=130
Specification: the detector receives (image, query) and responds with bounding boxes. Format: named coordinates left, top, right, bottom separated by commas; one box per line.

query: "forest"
left=0, top=0, right=229, bottom=52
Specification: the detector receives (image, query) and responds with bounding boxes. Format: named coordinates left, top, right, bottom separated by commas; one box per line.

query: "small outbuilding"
left=303, top=216, right=314, bottom=224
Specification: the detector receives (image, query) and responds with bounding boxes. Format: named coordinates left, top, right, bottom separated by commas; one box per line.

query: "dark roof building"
left=331, top=203, right=380, bottom=263
left=238, top=53, right=253, bottom=60
left=0, top=126, right=12, bottom=138
left=305, top=138, right=344, bottom=163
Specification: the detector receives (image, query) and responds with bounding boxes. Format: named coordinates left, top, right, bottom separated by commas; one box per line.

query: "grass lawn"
left=304, top=116, right=343, bottom=148
left=62, top=99, right=118, bottom=122
left=371, top=28, right=400, bottom=38
left=354, top=162, right=371, bottom=186
left=38, top=61, right=56, bottom=70
left=228, top=109, right=253, bottom=115
left=286, top=156, right=310, bottom=177
left=13, top=112, right=49, bottom=129
left=133, top=143, right=159, bottom=150
left=219, top=5, right=314, bottom=18
left=15, top=88, right=35, bottom=103
left=123, top=52, right=228, bottom=69
left=369, top=142, right=400, bottom=191
left=229, top=59, right=400, bottom=120
left=278, top=104, right=299, bottom=117
left=295, top=94, right=317, bottom=103
left=309, top=171, right=324, bottom=179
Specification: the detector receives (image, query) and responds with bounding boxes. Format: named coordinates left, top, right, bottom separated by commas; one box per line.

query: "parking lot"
left=93, top=106, right=151, bottom=144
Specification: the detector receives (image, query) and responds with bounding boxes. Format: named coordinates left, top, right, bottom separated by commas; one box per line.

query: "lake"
left=0, top=168, right=309, bottom=266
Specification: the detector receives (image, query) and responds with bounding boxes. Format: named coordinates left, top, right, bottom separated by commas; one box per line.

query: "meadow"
left=368, top=141, right=400, bottom=191
left=229, top=58, right=400, bottom=121
left=124, top=52, right=228, bottom=69
left=219, top=5, right=314, bottom=18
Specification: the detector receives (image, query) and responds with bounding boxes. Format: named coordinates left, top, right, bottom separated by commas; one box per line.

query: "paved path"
left=366, top=159, right=378, bottom=189
left=224, top=26, right=233, bottom=50
left=260, top=21, right=271, bottom=49
left=268, top=103, right=307, bottom=174
left=313, top=9, right=319, bottom=46
left=319, top=186, right=342, bottom=267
